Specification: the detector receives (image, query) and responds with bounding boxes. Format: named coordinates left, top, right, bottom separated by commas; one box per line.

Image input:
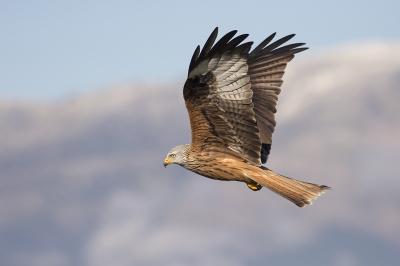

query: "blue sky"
left=1, top=0, right=399, bottom=101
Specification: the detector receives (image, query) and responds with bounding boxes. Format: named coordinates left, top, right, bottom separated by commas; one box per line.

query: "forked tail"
left=251, top=167, right=330, bottom=208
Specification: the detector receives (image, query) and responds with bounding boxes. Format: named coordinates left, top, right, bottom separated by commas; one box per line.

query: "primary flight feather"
left=164, top=27, right=329, bottom=207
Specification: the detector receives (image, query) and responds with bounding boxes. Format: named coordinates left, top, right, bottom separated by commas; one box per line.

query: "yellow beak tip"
left=164, top=158, right=171, bottom=168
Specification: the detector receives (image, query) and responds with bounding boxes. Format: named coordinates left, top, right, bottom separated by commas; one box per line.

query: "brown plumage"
left=164, top=27, right=329, bottom=207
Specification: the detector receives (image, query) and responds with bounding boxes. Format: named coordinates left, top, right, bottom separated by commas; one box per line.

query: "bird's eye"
left=170, top=154, right=176, bottom=158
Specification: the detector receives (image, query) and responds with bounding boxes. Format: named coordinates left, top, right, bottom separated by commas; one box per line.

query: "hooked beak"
left=164, top=157, right=173, bottom=168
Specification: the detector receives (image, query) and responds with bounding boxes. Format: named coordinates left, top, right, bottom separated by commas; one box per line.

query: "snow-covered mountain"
left=1, top=42, right=400, bottom=266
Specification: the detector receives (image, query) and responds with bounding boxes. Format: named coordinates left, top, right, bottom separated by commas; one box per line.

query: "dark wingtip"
left=270, top=42, right=306, bottom=54
left=321, top=185, right=331, bottom=190
left=188, top=45, right=201, bottom=75
left=249, top=32, right=276, bottom=57
left=210, top=27, right=218, bottom=38
left=286, top=33, right=296, bottom=39
left=220, top=34, right=250, bottom=54
left=260, top=143, right=271, bottom=164
left=206, top=29, right=238, bottom=58
left=291, top=47, right=309, bottom=55
left=197, top=27, right=219, bottom=63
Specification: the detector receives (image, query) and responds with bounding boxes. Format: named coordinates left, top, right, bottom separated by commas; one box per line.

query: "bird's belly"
left=187, top=160, right=252, bottom=183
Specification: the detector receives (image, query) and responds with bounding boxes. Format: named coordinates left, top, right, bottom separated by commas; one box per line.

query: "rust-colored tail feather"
left=251, top=168, right=330, bottom=208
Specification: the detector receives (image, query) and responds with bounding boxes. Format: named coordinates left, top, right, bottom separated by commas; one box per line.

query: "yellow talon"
left=247, top=183, right=262, bottom=191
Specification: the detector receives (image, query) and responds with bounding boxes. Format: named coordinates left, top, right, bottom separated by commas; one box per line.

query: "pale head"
left=164, top=144, right=191, bottom=167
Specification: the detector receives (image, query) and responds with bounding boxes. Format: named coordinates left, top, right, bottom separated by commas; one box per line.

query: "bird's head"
left=164, top=144, right=191, bottom=167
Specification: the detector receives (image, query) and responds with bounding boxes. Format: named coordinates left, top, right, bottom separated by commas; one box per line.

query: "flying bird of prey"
left=164, top=28, right=329, bottom=207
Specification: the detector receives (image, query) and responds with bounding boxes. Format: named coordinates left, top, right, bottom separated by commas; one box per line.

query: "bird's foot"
left=247, top=183, right=262, bottom=191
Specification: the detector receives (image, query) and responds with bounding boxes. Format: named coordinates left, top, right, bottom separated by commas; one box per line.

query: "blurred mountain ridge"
left=1, top=42, right=400, bottom=266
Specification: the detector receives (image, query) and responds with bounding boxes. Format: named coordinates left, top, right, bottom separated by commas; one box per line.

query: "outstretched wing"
left=184, top=28, right=261, bottom=165
left=183, top=27, right=307, bottom=165
left=248, top=33, right=308, bottom=163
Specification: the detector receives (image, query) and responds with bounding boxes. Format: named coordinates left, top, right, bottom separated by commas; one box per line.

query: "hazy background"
left=1, top=0, right=399, bottom=100
left=1, top=1, right=400, bottom=266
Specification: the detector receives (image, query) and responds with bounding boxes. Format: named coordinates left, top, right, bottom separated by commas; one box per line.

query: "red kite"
left=164, top=28, right=329, bottom=207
